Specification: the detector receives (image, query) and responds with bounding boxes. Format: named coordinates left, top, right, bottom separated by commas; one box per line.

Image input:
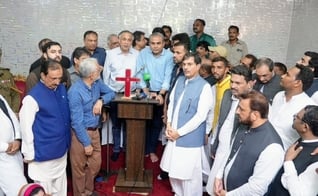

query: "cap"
left=208, top=45, right=228, bottom=57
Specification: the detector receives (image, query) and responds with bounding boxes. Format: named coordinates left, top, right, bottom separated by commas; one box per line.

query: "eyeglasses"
left=293, top=114, right=307, bottom=124
left=293, top=114, right=300, bottom=120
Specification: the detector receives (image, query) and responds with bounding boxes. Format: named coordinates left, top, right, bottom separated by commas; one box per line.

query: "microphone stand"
left=117, top=65, right=145, bottom=93
left=100, top=105, right=117, bottom=181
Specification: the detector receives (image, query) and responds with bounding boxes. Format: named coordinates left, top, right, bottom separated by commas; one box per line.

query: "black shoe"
left=157, top=171, right=169, bottom=180
left=111, top=152, right=120, bottom=161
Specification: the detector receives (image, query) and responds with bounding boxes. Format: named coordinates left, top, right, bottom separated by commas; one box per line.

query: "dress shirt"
left=69, top=66, right=81, bottom=84
left=135, top=47, right=174, bottom=91
left=103, top=47, right=139, bottom=92
left=90, top=47, right=106, bottom=66
left=68, top=79, right=115, bottom=147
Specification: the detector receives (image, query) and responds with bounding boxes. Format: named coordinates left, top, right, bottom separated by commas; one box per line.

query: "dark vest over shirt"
left=211, top=90, right=240, bottom=156
left=267, top=141, right=318, bottom=196
left=253, top=74, right=283, bottom=104
left=226, top=121, right=283, bottom=191
left=305, top=78, right=318, bottom=97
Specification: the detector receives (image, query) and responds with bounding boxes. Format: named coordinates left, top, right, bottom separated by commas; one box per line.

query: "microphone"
left=143, top=73, right=151, bottom=89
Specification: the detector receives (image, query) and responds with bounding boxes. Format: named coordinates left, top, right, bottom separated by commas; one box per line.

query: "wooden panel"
left=117, top=103, right=153, bottom=119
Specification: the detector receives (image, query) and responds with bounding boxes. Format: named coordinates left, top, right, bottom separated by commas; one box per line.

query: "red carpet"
left=67, top=143, right=174, bottom=196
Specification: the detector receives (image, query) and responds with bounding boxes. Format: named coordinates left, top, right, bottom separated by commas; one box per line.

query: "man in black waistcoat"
left=214, top=90, right=284, bottom=196
left=267, top=105, right=318, bottom=195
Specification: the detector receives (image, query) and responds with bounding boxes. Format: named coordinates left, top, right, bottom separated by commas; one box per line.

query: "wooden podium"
left=114, top=96, right=158, bottom=193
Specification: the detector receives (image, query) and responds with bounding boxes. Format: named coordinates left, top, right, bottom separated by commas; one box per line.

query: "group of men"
left=1, top=17, right=318, bottom=196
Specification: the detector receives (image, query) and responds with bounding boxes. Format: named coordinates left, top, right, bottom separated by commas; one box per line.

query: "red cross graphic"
left=115, top=69, right=140, bottom=97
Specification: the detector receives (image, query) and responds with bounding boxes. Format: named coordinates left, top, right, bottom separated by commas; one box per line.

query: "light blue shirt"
left=68, top=79, right=115, bottom=147
left=103, top=47, right=139, bottom=92
left=135, top=47, right=174, bottom=91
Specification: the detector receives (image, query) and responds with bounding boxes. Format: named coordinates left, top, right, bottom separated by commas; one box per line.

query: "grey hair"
left=149, top=32, right=165, bottom=41
left=107, top=34, right=118, bottom=44
left=118, top=30, right=134, bottom=40
left=79, top=58, right=98, bottom=78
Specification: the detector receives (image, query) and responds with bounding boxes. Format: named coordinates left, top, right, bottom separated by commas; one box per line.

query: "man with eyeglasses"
left=269, top=64, right=316, bottom=150
left=268, top=105, right=318, bottom=195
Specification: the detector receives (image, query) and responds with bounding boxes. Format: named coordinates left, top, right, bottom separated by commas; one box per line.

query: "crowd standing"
left=0, top=18, right=318, bottom=196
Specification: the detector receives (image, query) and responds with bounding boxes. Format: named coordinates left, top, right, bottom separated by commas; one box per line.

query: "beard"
left=48, top=56, right=61, bottom=62
left=239, top=116, right=253, bottom=126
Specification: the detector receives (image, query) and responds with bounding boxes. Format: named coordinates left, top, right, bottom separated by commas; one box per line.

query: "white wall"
left=286, top=0, right=318, bottom=66
left=0, top=0, right=316, bottom=75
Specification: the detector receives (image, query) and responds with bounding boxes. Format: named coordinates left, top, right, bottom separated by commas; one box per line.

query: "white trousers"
left=0, top=152, right=27, bottom=196
left=169, top=162, right=203, bottom=196
left=35, top=171, right=67, bottom=196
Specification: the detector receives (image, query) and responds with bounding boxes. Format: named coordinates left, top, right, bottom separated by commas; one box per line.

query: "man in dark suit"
left=253, top=57, right=283, bottom=104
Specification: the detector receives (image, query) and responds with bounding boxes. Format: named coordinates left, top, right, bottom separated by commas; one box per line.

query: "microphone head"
left=143, top=73, right=151, bottom=81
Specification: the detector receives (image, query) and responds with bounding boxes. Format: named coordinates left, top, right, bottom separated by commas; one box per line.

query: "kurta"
left=160, top=77, right=212, bottom=195
left=0, top=95, right=27, bottom=195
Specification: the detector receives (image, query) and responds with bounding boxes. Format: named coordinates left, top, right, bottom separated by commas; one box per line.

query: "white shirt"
left=0, top=95, right=27, bottom=196
left=205, top=85, right=216, bottom=134
left=19, top=95, right=38, bottom=160
left=0, top=95, right=21, bottom=152
left=103, top=47, right=139, bottom=92
left=311, top=91, right=318, bottom=104
left=269, top=91, right=316, bottom=149
left=216, top=143, right=284, bottom=196
left=206, top=96, right=238, bottom=195
left=19, top=95, right=67, bottom=181
left=281, top=139, right=318, bottom=196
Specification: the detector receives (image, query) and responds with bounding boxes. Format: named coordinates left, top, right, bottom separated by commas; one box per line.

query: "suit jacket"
left=253, top=74, right=283, bottom=104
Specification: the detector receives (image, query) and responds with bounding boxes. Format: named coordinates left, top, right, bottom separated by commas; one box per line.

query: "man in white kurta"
left=160, top=53, right=213, bottom=196
left=206, top=65, right=254, bottom=195
left=0, top=95, right=27, bottom=196
left=270, top=64, right=317, bottom=150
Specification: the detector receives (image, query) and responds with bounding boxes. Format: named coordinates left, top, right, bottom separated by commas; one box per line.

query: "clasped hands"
left=165, top=123, right=180, bottom=141
left=6, top=140, right=21, bottom=155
